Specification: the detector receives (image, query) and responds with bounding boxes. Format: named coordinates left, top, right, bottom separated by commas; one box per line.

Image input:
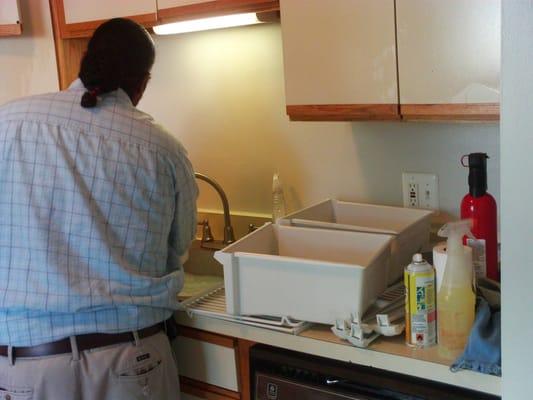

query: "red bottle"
left=460, top=153, right=499, bottom=281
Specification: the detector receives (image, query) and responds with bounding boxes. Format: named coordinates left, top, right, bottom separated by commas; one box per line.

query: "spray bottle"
left=437, top=220, right=476, bottom=360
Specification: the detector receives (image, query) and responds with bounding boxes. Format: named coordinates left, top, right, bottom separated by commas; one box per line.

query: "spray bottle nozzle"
left=438, top=219, right=474, bottom=256
left=438, top=219, right=474, bottom=239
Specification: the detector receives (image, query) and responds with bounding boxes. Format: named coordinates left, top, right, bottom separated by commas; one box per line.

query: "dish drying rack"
left=179, top=283, right=311, bottom=335
left=331, top=282, right=406, bottom=347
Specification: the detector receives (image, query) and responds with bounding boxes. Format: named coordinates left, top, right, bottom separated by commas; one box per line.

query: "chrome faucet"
left=194, top=173, right=235, bottom=248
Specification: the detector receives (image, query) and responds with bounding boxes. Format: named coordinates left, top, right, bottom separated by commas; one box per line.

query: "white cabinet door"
left=280, top=0, right=399, bottom=121
left=157, top=0, right=279, bottom=24
left=0, top=0, right=20, bottom=24
left=397, top=0, right=500, bottom=119
left=158, top=0, right=211, bottom=9
left=173, top=335, right=239, bottom=391
left=62, top=0, right=157, bottom=24
left=0, top=0, right=22, bottom=36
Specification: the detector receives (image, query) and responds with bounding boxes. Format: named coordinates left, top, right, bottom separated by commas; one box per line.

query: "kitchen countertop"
left=175, top=310, right=501, bottom=397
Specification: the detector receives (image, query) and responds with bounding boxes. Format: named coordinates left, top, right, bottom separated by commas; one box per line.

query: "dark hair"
left=79, top=18, right=155, bottom=108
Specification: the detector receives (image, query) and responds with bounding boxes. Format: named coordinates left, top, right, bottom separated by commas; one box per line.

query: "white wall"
left=501, top=1, right=533, bottom=398
left=141, top=23, right=499, bottom=218
left=0, top=0, right=58, bottom=105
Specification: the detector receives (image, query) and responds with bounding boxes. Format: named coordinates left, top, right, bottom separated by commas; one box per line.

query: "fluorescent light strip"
left=153, top=13, right=262, bottom=35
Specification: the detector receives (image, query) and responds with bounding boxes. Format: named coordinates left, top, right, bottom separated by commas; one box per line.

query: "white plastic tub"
left=214, top=223, right=393, bottom=325
left=279, top=199, right=433, bottom=284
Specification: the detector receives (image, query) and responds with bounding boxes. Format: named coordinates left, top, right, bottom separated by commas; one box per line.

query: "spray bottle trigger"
left=438, top=219, right=474, bottom=239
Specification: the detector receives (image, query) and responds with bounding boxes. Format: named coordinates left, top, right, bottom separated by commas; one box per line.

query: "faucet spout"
left=194, top=172, right=235, bottom=245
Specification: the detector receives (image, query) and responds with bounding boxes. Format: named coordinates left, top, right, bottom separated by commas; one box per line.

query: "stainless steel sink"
left=180, top=240, right=224, bottom=300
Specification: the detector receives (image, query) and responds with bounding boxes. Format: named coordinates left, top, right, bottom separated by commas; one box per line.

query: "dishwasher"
left=250, top=345, right=500, bottom=400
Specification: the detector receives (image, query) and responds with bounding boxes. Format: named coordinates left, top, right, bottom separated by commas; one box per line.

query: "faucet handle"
left=199, top=219, right=214, bottom=243
left=248, top=224, right=257, bottom=234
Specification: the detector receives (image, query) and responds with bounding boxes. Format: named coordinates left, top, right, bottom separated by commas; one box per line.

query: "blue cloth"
left=0, top=80, right=198, bottom=346
left=451, top=298, right=501, bottom=376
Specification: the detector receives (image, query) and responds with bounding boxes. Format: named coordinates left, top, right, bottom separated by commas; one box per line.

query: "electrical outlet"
left=402, top=173, right=439, bottom=210
left=408, top=182, right=419, bottom=207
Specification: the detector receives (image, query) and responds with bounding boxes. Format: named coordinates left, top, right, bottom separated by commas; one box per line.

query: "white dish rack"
left=279, top=199, right=433, bottom=284
left=331, top=282, right=405, bottom=348
left=179, top=283, right=311, bottom=335
left=214, top=223, right=393, bottom=325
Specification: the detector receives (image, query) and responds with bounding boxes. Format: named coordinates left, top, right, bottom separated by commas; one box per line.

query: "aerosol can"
left=404, top=253, right=436, bottom=348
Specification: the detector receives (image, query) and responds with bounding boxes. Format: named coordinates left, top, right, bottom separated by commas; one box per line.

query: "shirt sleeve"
left=167, top=149, right=198, bottom=273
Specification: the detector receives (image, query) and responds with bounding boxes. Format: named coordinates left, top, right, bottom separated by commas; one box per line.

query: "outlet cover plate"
left=402, top=173, right=439, bottom=210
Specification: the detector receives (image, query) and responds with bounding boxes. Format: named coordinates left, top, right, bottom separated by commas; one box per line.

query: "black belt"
left=0, top=323, right=163, bottom=359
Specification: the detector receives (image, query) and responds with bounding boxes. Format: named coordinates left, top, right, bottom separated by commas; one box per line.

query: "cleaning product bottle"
left=460, top=153, right=498, bottom=281
left=437, top=220, right=476, bottom=360
left=272, top=173, right=286, bottom=222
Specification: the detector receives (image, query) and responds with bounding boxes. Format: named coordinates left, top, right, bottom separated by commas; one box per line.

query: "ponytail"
left=80, top=87, right=101, bottom=109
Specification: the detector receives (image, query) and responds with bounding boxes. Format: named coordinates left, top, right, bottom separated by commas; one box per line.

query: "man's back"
left=0, top=80, right=197, bottom=346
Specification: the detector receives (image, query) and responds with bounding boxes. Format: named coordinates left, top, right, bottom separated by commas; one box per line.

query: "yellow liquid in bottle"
left=437, top=285, right=475, bottom=360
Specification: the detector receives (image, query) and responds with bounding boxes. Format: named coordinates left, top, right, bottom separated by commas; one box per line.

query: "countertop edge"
left=174, top=311, right=501, bottom=397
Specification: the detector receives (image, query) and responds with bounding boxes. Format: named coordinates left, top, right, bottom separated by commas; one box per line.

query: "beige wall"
left=0, top=0, right=58, bottom=105
left=141, top=23, right=499, bottom=218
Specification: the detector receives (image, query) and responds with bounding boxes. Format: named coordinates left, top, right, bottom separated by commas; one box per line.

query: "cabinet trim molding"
left=400, top=103, right=500, bottom=121
left=158, top=1, right=279, bottom=24
left=0, top=23, right=22, bottom=36
left=235, top=339, right=254, bottom=400
left=286, top=104, right=401, bottom=121
left=50, top=0, right=157, bottom=39
left=180, top=376, right=240, bottom=400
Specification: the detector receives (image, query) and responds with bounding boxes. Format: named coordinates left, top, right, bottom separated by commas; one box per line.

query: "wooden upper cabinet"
left=52, top=0, right=158, bottom=38
left=158, top=0, right=279, bottom=24
left=0, top=0, right=22, bottom=36
left=396, top=0, right=501, bottom=121
left=280, top=0, right=400, bottom=121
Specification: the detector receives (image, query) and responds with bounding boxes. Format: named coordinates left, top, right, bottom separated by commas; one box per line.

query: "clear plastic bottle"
left=272, top=173, right=286, bottom=222
left=437, top=220, right=476, bottom=359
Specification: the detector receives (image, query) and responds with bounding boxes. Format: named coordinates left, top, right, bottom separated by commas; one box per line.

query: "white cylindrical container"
left=433, top=242, right=447, bottom=293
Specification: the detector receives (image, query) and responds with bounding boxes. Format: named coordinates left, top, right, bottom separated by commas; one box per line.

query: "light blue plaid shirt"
left=0, top=80, right=198, bottom=346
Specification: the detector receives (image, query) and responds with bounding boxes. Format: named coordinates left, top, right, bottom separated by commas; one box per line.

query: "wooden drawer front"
left=174, top=336, right=239, bottom=391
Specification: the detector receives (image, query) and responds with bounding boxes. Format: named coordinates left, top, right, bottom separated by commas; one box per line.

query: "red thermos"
left=460, top=153, right=499, bottom=281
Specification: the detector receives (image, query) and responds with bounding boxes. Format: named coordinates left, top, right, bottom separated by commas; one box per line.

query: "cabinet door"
left=173, top=327, right=239, bottom=392
left=0, top=0, right=22, bottom=36
left=158, top=0, right=279, bottom=24
left=52, top=0, right=157, bottom=38
left=280, top=0, right=399, bottom=121
left=397, top=0, right=501, bottom=121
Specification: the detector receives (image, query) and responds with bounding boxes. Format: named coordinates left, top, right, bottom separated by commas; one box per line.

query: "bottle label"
left=467, top=238, right=487, bottom=279
left=404, top=270, right=436, bottom=347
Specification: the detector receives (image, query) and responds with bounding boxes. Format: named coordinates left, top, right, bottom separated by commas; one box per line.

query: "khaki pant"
left=0, top=332, right=180, bottom=400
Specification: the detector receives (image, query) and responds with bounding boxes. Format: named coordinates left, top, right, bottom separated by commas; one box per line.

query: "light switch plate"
left=402, top=173, right=439, bottom=210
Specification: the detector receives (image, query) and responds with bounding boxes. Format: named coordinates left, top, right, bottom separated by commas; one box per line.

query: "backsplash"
left=140, top=23, right=500, bottom=218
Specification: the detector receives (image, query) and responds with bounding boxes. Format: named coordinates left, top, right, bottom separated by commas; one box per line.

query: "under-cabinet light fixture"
left=153, top=13, right=263, bottom=35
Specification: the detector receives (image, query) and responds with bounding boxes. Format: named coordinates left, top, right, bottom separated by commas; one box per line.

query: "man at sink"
left=0, top=18, right=197, bottom=399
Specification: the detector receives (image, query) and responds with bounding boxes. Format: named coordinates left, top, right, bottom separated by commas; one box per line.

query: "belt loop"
left=7, top=346, right=14, bottom=366
left=70, top=336, right=80, bottom=361
left=132, top=331, right=141, bottom=346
